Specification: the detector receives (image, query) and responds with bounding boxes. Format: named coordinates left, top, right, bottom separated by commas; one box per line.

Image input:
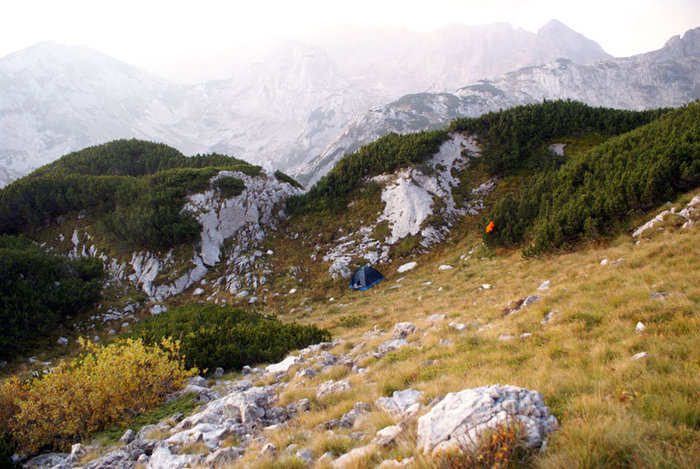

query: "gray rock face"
left=374, top=425, right=403, bottom=447
left=416, top=384, right=558, bottom=455
left=316, top=379, right=351, bottom=398
left=375, top=389, right=424, bottom=419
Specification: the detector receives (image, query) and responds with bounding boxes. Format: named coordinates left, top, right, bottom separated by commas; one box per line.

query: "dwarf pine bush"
left=0, top=338, right=195, bottom=455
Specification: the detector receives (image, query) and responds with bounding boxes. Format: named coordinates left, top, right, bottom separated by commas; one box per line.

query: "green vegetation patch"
left=130, top=304, right=331, bottom=371
left=288, top=130, right=449, bottom=213
left=0, top=235, right=103, bottom=360
left=0, top=139, right=262, bottom=251
left=482, top=102, right=699, bottom=253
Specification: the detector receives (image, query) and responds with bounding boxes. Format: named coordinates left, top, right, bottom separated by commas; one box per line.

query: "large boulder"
left=416, top=384, right=558, bottom=455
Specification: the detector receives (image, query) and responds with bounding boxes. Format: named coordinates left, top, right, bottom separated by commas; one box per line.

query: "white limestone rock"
left=374, top=425, right=403, bottom=447
left=332, top=445, right=374, bottom=469
left=416, top=384, right=558, bottom=456
left=375, top=389, right=423, bottom=419
left=397, top=261, right=417, bottom=273
left=316, top=379, right=351, bottom=398
left=266, top=355, right=301, bottom=374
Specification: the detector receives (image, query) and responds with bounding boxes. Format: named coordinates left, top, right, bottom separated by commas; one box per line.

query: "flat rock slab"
left=416, top=384, right=558, bottom=455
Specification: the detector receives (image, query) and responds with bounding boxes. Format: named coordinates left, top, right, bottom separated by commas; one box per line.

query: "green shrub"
left=288, top=130, right=449, bottom=214
left=274, top=170, right=304, bottom=190
left=0, top=139, right=262, bottom=251
left=130, top=304, right=331, bottom=371
left=483, top=102, right=699, bottom=253
left=0, top=235, right=103, bottom=360
left=212, top=176, right=246, bottom=199
left=0, top=432, right=20, bottom=469
left=449, top=99, right=669, bottom=175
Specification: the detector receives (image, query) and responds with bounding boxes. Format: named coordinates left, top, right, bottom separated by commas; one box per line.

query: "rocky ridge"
left=296, top=27, right=700, bottom=185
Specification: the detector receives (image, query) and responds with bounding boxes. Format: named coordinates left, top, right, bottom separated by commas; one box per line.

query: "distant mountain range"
left=0, top=20, right=614, bottom=187
left=296, top=27, right=700, bottom=185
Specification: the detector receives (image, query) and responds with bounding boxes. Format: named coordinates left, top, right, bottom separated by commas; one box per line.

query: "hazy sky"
left=1, top=0, right=698, bottom=82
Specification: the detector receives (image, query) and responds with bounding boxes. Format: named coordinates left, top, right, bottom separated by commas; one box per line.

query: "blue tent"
left=349, top=266, right=384, bottom=291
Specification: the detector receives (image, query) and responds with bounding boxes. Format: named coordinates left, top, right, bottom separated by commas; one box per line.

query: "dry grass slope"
left=235, top=190, right=700, bottom=468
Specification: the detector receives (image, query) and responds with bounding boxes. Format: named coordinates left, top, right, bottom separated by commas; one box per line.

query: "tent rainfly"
left=349, top=266, right=384, bottom=291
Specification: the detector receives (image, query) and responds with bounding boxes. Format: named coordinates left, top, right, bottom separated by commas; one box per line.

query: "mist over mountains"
left=0, top=20, right=617, bottom=187
left=297, top=27, right=700, bottom=185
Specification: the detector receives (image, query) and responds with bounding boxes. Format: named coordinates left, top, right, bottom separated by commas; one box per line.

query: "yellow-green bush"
left=0, top=338, right=196, bottom=455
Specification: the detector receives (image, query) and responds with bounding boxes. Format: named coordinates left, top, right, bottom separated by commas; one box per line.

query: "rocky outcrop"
left=66, top=169, right=300, bottom=303
left=416, top=384, right=558, bottom=455
left=322, top=133, right=490, bottom=278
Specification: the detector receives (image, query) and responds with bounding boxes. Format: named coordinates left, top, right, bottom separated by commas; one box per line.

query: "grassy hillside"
left=0, top=139, right=263, bottom=250
left=482, top=102, right=699, bottom=254
left=236, top=191, right=700, bottom=468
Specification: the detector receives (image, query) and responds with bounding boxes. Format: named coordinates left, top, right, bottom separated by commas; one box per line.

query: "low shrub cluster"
left=0, top=235, right=103, bottom=360
left=448, top=99, right=669, bottom=175
left=0, top=139, right=261, bottom=251
left=0, top=338, right=195, bottom=455
left=130, top=304, right=331, bottom=371
left=288, top=130, right=449, bottom=213
left=484, top=101, right=699, bottom=253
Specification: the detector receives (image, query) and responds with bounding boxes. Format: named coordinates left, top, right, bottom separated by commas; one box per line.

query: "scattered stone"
left=541, top=310, right=559, bottom=325
left=204, top=447, right=241, bottom=468
left=317, top=452, right=334, bottom=466
left=611, top=258, right=625, bottom=266
left=392, top=322, right=417, bottom=339
left=235, top=290, right=250, bottom=299
left=121, top=322, right=130, bottom=329
left=296, top=398, right=311, bottom=412
left=289, top=288, right=297, bottom=294
left=449, top=322, right=467, bottom=331
left=635, top=322, right=646, bottom=333
left=375, top=389, right=423, bottom=419
left=150, top=304, right=167, bottom=315
left=57, top=337, right=69, bottom=346
left=259, top=442, right=277, bottom=458
left=600, top=258, right=609, bottom=266
left=108, top=329, right=117, bottom=335
left=520, top=333, right=532, bottom=339
left=377, top=457, right=415, bottom=468
left=537, top=280, right=550, bottom=291
left=212, top=367, right=224, bottom=378
left=397, top=261, right=417, bottom=273
left=339, top=402, right=372, bottom=428
left=350, top=431, right=365, bottom=440
left=438, top=265, right=453, bottom=270
left=332, top=445, right=374, bottom=469
left=650, top=291, right=669, bottom=299
left=296, top=448, right=314, bottom=464
left=482, top=284, right=493, bottom=290
left=68, top=443, right=87, bottom=463
left=416, top=384, right=558, bottom=455
left=24, top=453, right=69, bottom=469
left=118, top=428, right=135, bottom=444
left=297, top=368, right=319, bottom=379
left=316, top=379, right=351, bottom=398
left=632, top=352, right=650, bottom=360
left=503, top=295, right=541, bottom=314
left=266, top=355, right=301, bottom=374
left=193, top=287, right=205, bottom=296
left=498, top=334, right=516, bottom=341
left=373, top=338, right=408, bottom=358
left=374, top=425, right=403, bottom=447
left=427, top=314, right=447, bottom=322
